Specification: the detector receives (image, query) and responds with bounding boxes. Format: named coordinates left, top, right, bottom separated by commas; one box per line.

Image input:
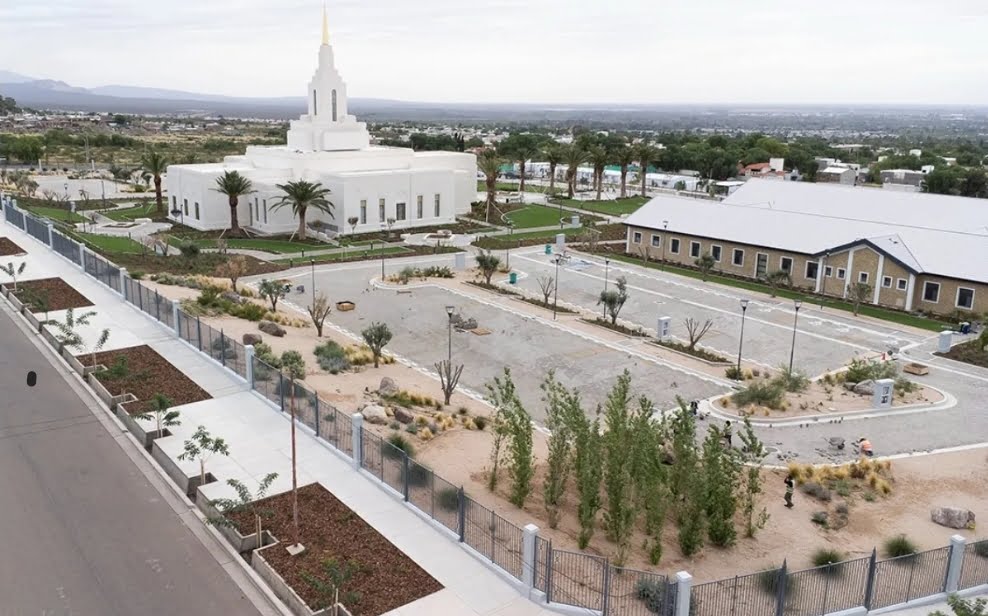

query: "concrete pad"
left=43, top=307, right=144, bottom=353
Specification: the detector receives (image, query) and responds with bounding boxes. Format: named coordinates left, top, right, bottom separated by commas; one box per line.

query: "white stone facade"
left=165, top=13, right=476, bottom=236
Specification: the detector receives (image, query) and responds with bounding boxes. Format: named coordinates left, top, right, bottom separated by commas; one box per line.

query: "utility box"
left=454, top=252, right=466, bottom=270
left=937, top=330, right=953, bottom=353
left=570, top=215, right=580, bottom=227
left=873, top=378, right=894, bottom=408
left=555, top=233, right=566, bottom=251
left=657, top=316, right=671, bottom=340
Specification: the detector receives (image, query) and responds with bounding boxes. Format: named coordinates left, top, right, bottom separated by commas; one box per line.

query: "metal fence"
left=4, top=203, right=25, bottom=228
left=24, top=214, right=49, bottom=244
left=51, top=230, right=82, bottom=265
left=83, top=250, right=121, bottom=293
left=870, top=546, right=950, bottom=609
left=960, top=540, right=988, bottom=590
left=123, top=277, right=174, bottom=328
left=692, top=569, right=778, bottom=616
left=785, top=556, right=871, bottom=616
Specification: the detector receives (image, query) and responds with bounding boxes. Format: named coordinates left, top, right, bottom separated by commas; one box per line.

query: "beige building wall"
left=624, top=225, right=987, bottom=317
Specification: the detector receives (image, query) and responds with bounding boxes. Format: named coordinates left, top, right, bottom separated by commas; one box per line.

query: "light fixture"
left=740, top=298, right=749, bottom=310
left=794, top=299, right=802, bottom=310
left=445, top=305, right=454, bottom=317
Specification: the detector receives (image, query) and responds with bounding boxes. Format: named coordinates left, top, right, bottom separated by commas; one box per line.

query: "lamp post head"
left=445, top=305, right=454, bottom=317
left=740, top=298, right=749, bottom=311
left=794, top=299, right=802, bottom=311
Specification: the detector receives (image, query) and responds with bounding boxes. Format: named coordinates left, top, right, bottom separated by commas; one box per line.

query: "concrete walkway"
left=0, top=219, right=560, bottom=616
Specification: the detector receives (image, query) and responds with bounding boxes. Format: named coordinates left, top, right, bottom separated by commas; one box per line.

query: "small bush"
left=801, top=482, right=833, bottom=502
left=436, top=487, right=460, bottom=512
left=845, top=358, right=899, bottom=383
left=130, top=270, right=145, bottom=280
left=178, top=241, right=201, bottom=259
left=635, top=578, right=668, bottom=614
left=974, top=540, right=988, bottom=559
left=474, top=415, right=488, bottom=430
left=812, top=548, right=846, bottom=570
left=227, top=301, right=267, bottom=321
left=835, top=502, right=849, bottom=516
left=385, top=433, right=415, bottom=458
left=863, top=491, right=876, bottom=502
left=757, top=567, right=789, bottom=595
left=894, top=376, right=918, bottom=396
left=775, top=366, right=810, bottom=393
left=405, top=423, right=419, bottom=435
left=884, top=535, right=918, bottom=558
left=732, top=379, right=786, bottom=409
left=833, top=479, right=852, bottom=498
left=418, top=427, right=434, bottom=441
left=811, top=511, right=829, bottom=527
left=314, top=340, right=351, bottom=374
left=389, top=420, right=400, bottom=430
left=725, top=366, right=742, bottom=380
left=457, top=406, right=469, bottom=415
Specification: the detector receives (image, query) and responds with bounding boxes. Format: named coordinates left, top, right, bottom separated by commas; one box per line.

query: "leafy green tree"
left=739, top=418, right=770, bottom=538
left=742, top=147, right=771, bottom=166
left=475, top=250, right=501, bottom=285
left=695, top=252, right=716, bottom=281
left=540, top=371, right=578, bottom=528
left=486, top=368, right=534, bottom=508
left=702, top=425, right=741, bottom=547
left=208, top=472, right=279, bottom=548
left=498, top=133, right=542, bottom=193
left=631, top=399, right=669, bottom=564
left=0, top=261, right=27, bottom=291
left=923, top=167, right=963, bottom=195
left=597, top=276, right=629, bottom=325
left=477, top=149, right=501, bottom=222
left=635, top=143, right=659, bottom=196
left=614, top=145, right=637, bottom=199
left=562, top=144, right=587, bottom=199
left=213, top=170, right=254, bottom=235
left=848, top=281, right=872, bottom=315
left=670, top=402, right=705, bottom=556
left=588, top=145, right=610, bottom=200
left=133, top=393, right=180, bottom=439
left=543, top=144, right=563, bottom=194
left=601, top=371, right=638, bottom=565
left=360, top=322, right=392, bottom=368
left=258, top=278, right=287, bottom=311
left=960, top=168, right=988, bottom=198
left=272, top=180, right=334, bottom=240
left=140, top=149, right=168, bottom=214
left=303, top=557, right=362, bottom=611
left=572, top=411, right=603, bottom=548
left=931, top=595, right=988, bottom=616
left=178, top=425, right=230, bottom=486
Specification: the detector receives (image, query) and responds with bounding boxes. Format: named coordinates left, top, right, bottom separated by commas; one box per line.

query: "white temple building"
left=165, top=10, right=477, bottom=235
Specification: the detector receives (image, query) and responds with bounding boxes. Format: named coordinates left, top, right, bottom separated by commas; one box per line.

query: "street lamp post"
left=445, top=305, right=454, bottom=363
left=736, top=298, right=749, bottom=378
left=661, top=220, right=669, bottom=270
left=602, top=258, right=610, bottom=318
left=788, top=299, right=802, bottom=375
left=310, top=259, right=316, bottom=306
left=553, top=254, right=562, bottom=320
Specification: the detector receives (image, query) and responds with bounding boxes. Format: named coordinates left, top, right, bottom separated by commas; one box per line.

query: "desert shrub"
left=405, top=423, right=419, bottom=435
left=389, top=420, right=400, bottom=430
left=725, top=366, right=742, bottom=380
left=812, top=548, right=846, bottom=570
left=835, top=502, right=849, bottom=516
left=436, top=487, right=460, bottom=512
left=732, top=379, right=786, bottom=409
left=473, top=415, right=488, bottom=430
left=402, top=460, right=430, bottom=486
left=757, top=567, right=790, bottom=595
left=178, top=241, right=200, bottom=259
left=974, top=540, right=988, bottom=559
left=418, top=427, right=434, bottom=441
left=635, top=578, right=669, bottom=614
left=801, top=481, right=832, bottom=502
left=863, top=491, right=876, bottom=502
left=384, top=433, right=415, bottom=459
left=130, top=270, right=145, bottom=280
left=811, top=511, right=829, bottom=527
left=845, top=358, right=899, bottom=383
left=422, top=265, right=454, bottom=278
left=457, top=406, right=469, bottom=415
left=197, top=284, right=224, bottom=307
left=227, top=301, right=267, bottom=321
left=397, top=266, right=415, bottom=284
left=884, top=535, right=918, bottom=558
left=894, top=376, right=918, bottom=395
left=314, top=341, right=350, bottom=374
left=384, top=390, right=437, bottom=408
left=775, top=366, right=810, bottom=393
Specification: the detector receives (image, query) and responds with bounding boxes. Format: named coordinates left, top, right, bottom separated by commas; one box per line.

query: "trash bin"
left=509, top=272, right=518, bottom=285
left=544, top=244, right=552, bottom=255
left=960, top=322, right=971, bottom=334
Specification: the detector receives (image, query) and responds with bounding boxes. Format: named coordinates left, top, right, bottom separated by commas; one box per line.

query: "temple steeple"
left=321, top=4, right=329, bottom=46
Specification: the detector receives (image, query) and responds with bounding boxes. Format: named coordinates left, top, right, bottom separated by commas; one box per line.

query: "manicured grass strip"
left=75, top=232, right=145, bottom=254
left=605, top=252, right=952, bottom=332
left=552, top=196, right=649, bottom=216
left=274, top=246, right=412, bottom=265
left=166, top=236, right=328, bottom=254
left=504, top=204, right=571, bottom=229
left=23, top=206, right=85, bottom=223
left=101, top=204, right=157, bottom=221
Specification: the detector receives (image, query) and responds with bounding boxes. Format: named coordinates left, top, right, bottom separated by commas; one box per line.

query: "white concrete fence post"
left=946, top=534, right=966, bottom=593
left=555, top=233, right=565, bottom=252
left=522, top=523, right=539, bottom=590
left=351, top=413, right=363, bottom=470
left=171, top=300, right=181, bottom=336
left=46, top=221, right=54, bottom=246
left=675, top=571, right=692, bottom=616
left=244, top=344, right=255, bottom=387
left=78, top=241, right=85, bottom=267
left=454, top=252, right=466, bottom=270
left=117, top=268, right=128, bottom=297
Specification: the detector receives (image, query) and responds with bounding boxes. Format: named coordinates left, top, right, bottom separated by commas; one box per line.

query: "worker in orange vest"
left=856, top=437, right=873, bottom=457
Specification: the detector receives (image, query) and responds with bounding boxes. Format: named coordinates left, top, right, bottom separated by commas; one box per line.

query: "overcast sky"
left=2, top=0, right=987, bottom=105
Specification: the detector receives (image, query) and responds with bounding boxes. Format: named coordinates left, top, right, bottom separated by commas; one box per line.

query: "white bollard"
left=522, top=524, right=539, bottom=589
left=946, top=534, right=966, bottom=592
left=555, top=233, right=565, bottom=252
left=675, top=571, right=692, bottom=616
left=454, top=252, right=466, bottom=270
left=872, top=378, right=894, bottom=409
left=657, top=316, right=671, bottom=340
left=937, top=330, right=953, bottom=353
left=244, top=344, right=255, bottom=387
left=351, top=413, right=364, bottom=470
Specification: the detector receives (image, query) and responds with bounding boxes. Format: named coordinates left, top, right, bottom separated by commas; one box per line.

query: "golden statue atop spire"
left=321, top=4, right=330, bottom=45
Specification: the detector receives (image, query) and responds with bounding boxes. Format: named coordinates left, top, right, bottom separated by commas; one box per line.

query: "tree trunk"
left=620, top=169, right=627, bottom=199
left=298, top=207, right=307, bottom=240
left=200, top=459, right=206, bottom=486
left=229, top=195, right=240, bottom=234
left=518, top=158, right=526, bottom=193
left=154, top=175, right=163, bottom=214
left=485, top=177, right=496, bottom=222
left=596, top=171, right=602, bottom=200
left=567, top=173, right=574, bottom=199
left=640, top=163, right=647, bottom=197
left=548, top=164, right=556, bottom=194
left=373, top=352, right=380, bottom=368
left=156, top=414, right=162, bottom=439
left=290, top=387, right=300, bottom=547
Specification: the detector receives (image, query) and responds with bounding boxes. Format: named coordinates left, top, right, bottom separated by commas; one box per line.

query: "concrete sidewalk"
left=0, top=218, right=557, bottom=616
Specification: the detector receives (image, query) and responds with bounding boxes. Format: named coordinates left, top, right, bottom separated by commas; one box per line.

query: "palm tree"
left=477, top=150, right=501, bottom=223
left=635, top=143, right=659, bottom=198
left=588, top=146, right=610, bottom=201
left=562, top=144, right=586, bottom=199
left=516, top=141, right=541, bottom=194
left=141, top=149, right=168, bottom=215
left=544, top=144, right=563, bottom=195
left=213, top=170, right=254, bottom=236
left=271, top=180, right=334, bottom=241
left=614, top=146, right=636, bottom=199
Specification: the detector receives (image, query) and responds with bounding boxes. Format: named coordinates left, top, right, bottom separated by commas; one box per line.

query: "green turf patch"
left=274, top=246, right=413, bottom=265
left=75, top=232, right=145, bottom=254
left=551, top=196, right=649, bottom=216
left=23, top=206, right=85, bottom=223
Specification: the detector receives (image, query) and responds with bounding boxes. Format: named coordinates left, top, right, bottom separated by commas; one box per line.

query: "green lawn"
left=24, top=206, right=86, bottom=223
left=605, top=252, right=952, bottom=332
left=503, top=205, right=573, bottom=229
left=167, top=236, right=325, bottom=255
left=102, top=204, right=157, bottom=222
left=75, top=232, right=145, bottom=254
left=552, top=196, right=649, bottom=216
left=274, top=246, right=412, bottom=265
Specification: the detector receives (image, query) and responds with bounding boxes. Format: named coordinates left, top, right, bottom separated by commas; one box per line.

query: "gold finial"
left=321, top=4, right=329, bottom=45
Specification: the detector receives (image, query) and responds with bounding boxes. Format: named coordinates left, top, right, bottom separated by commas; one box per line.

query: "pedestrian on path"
left=723, top=421, right=733, bottom=448
left=856, top=437, right=873, bottom=457
left=784, top=474, right=795, bottom=508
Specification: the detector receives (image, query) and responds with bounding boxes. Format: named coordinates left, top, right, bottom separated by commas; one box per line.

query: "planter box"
left=117, top=402, right=174, bottom=450
left=252, top=545, right=335, bottom=616
left=8, top=293, right=23, bottom=313
left=150, top=440, right=216, bottom=498
left=23, top=310, right=41, bottom=331
left=86, top=372, right=137, bottom=411
left=903, top=362, right=930, bottom=376
left=336, top=301, right=355, bottom=312
left=40, top=326, right=62, bottom=352
left=196, top=494, right=277, bottom=554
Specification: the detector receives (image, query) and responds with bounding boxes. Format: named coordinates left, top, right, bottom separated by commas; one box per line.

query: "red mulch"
left=90, top=345, right=211, bottom=413
left=229, top=483, right=442, bottom=615
left=12, top=277, right=94, bottom=311
left=0, top=237, right=26, bottom=256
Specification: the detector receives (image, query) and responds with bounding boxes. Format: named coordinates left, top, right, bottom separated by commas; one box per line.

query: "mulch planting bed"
left=229, top=483, right=442, bottom=615
left=0, top=237, right=26, bottom=256
left=90, top=345, right=211, bottom=413
left=111, top=252, right=285, bottom=277
left=12, top=277, right=94, bottom=311
left=937, top=339, right=988, bottom=369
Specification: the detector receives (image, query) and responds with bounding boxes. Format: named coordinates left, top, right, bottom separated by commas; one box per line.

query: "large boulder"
left=258, top=320, right=286, bottom=337
left=393, top=407, right=415, bottom=424
left=853, top=379, right=876, bottom=396
left=378, top=377, right=399, bottom=397
left=361, top=404, right=389, bottom=425
left=931, top=507, right=975, bottom=529
left=242, top=333, right=263, bottom=346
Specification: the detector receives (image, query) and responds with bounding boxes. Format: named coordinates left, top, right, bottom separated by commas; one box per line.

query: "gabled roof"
left=623, top=180, right=988, bottom=284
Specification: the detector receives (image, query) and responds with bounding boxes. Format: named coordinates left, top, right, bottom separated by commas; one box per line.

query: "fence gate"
left=547, top=548, right=607, bottom=611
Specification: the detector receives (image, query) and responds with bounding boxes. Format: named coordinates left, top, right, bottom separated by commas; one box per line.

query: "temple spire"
left=321, top=4, right=330, bottom=45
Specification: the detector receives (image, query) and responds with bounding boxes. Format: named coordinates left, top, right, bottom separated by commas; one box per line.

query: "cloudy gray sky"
left=1, top=0, right=986, bottom=104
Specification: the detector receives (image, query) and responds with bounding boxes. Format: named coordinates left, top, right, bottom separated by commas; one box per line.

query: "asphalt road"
left=0, top=307, right=264, bottom=616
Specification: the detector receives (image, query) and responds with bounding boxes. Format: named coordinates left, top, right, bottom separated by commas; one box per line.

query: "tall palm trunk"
left=485, top=177, right=496, bottom=222
left=518, top=158, right=526, bottom=193
left=229, top=195, right=241, bottom=234
left=154, top=175, right=163, bottom=214
left=548, top=163, right=557, bottom=194
left=297, top=206, right=307, bottom=240
left=640, top=162, right=648, bottom=196
left=567, top=170, right=575, bottom=199
left=595, top=170, right=603, bottom=200
left=620, top=168, right=628, bottom=198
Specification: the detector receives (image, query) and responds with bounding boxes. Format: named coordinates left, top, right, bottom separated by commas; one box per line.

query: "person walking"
left=689, top=400, right=699, bottom=417
left=784, top=474, right=795, bottom=508
left=856, top=437, right=873, bottom=458
left=723, top=421, right=733, bottom=448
